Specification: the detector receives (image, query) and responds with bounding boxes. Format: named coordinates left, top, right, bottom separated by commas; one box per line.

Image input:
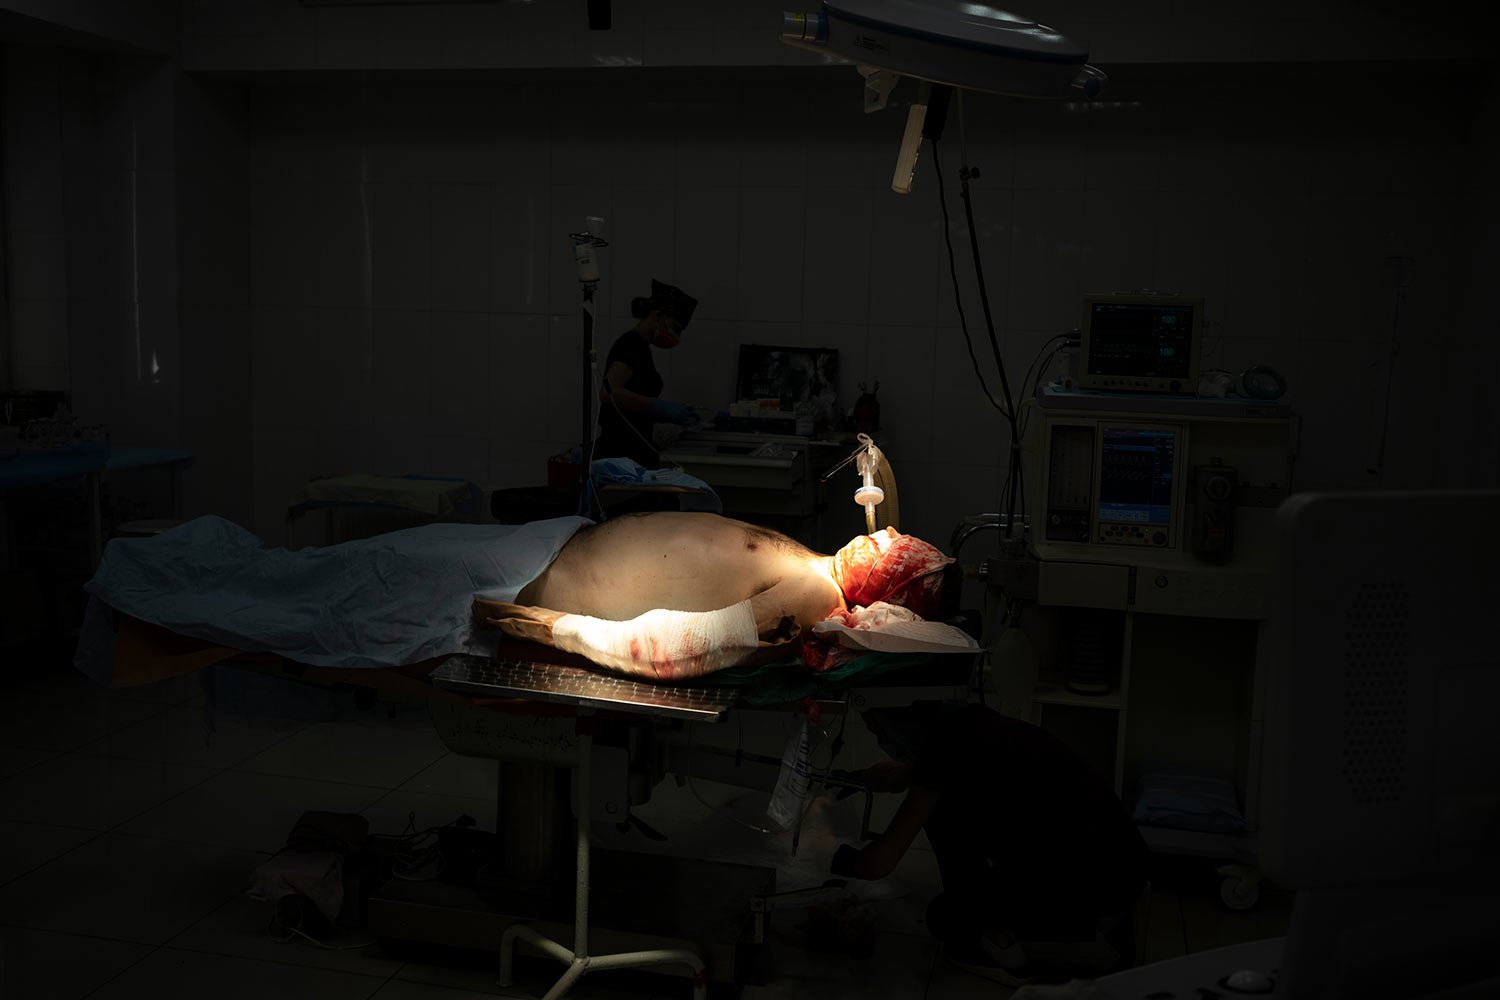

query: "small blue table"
left=0, top=444, right=192, bottom=568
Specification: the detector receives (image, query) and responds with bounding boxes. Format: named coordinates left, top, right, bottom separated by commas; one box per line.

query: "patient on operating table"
left=78, top=509, right=963, bottom=685
left=475, top=512, right=958, bottom=681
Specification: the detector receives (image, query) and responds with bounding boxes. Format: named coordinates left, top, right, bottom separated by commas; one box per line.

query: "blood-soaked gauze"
left=550, top=600, right=758, bottom=681
left=830, top=527, right=954, bottom=620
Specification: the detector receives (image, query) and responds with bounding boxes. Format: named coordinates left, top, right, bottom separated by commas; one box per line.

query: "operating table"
left=96, top=610, right=977, bottom=999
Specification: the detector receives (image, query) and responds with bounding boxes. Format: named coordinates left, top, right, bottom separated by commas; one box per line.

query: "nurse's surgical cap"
left=650, top=279, right=699, bottom=329
left=831, top=527, right=954, bottom=620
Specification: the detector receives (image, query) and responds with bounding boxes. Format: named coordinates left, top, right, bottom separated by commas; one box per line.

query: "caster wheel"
left=1220, top=875, right=1260, bottom=911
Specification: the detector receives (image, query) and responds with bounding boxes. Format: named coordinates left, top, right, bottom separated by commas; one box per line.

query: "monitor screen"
left=1086, top=300, right=1196, bottom=380
left=735, top=344, right=839, bottom=411
left=1097, top=426, right=1175, bottom=525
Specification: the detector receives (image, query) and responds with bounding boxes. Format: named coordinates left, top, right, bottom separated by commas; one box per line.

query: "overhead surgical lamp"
left=781, top=0, right=1105, bottom=192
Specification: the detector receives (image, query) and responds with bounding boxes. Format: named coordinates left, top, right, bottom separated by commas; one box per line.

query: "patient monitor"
left=1078, top=292, right=1204, bottom=395
left=1027, top=388, right=1296, bottom=619
left=1044, top=421, right=1181, bottom=549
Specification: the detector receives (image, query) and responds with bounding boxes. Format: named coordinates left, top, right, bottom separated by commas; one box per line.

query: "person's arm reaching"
left=831, top=782, right=939, bottom=881
left=474, top=595, right=801, bottom=681
left=472, top=571, right=834, bottom=680
left=600, top=361, right=654, bottom=414
left=649, top=398, right=697, bottom=424
left=600, top=361, right=696, bottom=425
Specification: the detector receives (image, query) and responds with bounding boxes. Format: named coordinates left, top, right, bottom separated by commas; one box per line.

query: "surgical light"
left=782, top=0, right=1104, bottom=193
left=781, top=0, right=1104, bottom=105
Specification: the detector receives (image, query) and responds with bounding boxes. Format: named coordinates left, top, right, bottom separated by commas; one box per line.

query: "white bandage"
left=551, top=600, right=758, bottom=680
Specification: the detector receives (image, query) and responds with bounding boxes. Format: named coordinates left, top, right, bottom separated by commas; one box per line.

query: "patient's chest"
left=518, top=516, right=822, bottom=621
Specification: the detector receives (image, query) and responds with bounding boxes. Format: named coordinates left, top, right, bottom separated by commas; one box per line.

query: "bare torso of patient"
left=516, top=512, right=847, bottom=631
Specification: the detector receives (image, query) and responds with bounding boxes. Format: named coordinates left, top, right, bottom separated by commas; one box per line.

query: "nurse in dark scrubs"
left=594, top=279, right=700, bottom=469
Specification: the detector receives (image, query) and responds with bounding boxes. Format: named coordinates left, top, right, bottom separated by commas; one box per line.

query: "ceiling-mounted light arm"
left=785, top=2, right=1102, bottom=195
left=857, top=65, right=901, bottom=112
left=1073, top=64, right=1107, bottom=98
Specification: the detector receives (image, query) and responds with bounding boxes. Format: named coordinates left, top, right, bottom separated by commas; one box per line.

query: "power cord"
left=791, top=709, right=852, bottom=843
left=684, top=719, right=776, bottom=835
left=259, top=811, right=475, bottom=953
left=267, top=910, right=376, bottom=952
left=930, top=138, right=1025, bottom=538
left=933, top=142, right=1010, bottom=423
left=369, top=811, right=474, bottom=882
left=590, top=372, right=690, bottom=520
left=999, top=332, right=1077, bottom=519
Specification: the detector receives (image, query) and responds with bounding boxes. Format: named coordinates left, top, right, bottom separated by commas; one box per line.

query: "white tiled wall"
left=2, top=46, right=69, bottom=394
left=7, top=46, right=1495, bottom=549
left=235, top=67, right=1497, bottom=544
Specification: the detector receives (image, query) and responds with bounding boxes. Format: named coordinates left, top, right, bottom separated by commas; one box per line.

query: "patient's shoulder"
left=752, top=565, right=846, bottom=627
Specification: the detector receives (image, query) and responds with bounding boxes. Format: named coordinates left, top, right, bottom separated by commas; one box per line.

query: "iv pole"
left=569, top=217, right=607, bottom=510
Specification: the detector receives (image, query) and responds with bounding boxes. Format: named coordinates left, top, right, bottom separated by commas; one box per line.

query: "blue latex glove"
left=650, top=398, right=697, bottom=425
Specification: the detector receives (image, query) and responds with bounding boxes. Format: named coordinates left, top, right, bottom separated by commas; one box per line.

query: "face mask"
left=653, top=318, right=683, bottom=348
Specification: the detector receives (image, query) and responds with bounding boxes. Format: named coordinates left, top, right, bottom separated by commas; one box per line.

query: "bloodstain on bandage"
left=549, top=601, right=759, bottom=681
left=806, top=528, right=955, bottom=672
left=830, top=527, right=953, bottom=619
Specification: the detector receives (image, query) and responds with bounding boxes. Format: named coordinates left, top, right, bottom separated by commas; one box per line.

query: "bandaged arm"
left=550, top=600, right=759, bottom=681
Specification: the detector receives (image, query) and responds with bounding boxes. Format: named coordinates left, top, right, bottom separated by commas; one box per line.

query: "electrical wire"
left=954, top=163, right=1018, bottom=427
left=267, top=911, right=377, bottom=951
left=582, top=357, right=670, bottom=522
left=931, top=137, right=1024, bottom=538
left=368, top=811, right=468, bottom=882
left=1200, top=318, right=1226, bottom=362
left=932, top=143, right=1008, bottom=421
left=684, top=719, right=776, bottom=835
left=681, top=707, right=852, bottom=843
left=594, top=368, right=699, bottom=521
left=791, top=709, right=852, bottom=839
left=1019, top=333, right=1072, bottom=404
left=1018, top=337, right=1072, bottom=436
left=580, top=376, right=608, bottom=520
left=600, top=374, right=664, bottom=461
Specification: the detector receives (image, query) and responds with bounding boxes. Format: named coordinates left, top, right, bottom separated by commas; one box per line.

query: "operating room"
left=1, top=1, right=1498, bottom=998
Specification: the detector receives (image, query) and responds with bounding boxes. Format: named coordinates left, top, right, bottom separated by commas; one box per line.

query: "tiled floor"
left=0, top=663, right=1293, bottom=999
